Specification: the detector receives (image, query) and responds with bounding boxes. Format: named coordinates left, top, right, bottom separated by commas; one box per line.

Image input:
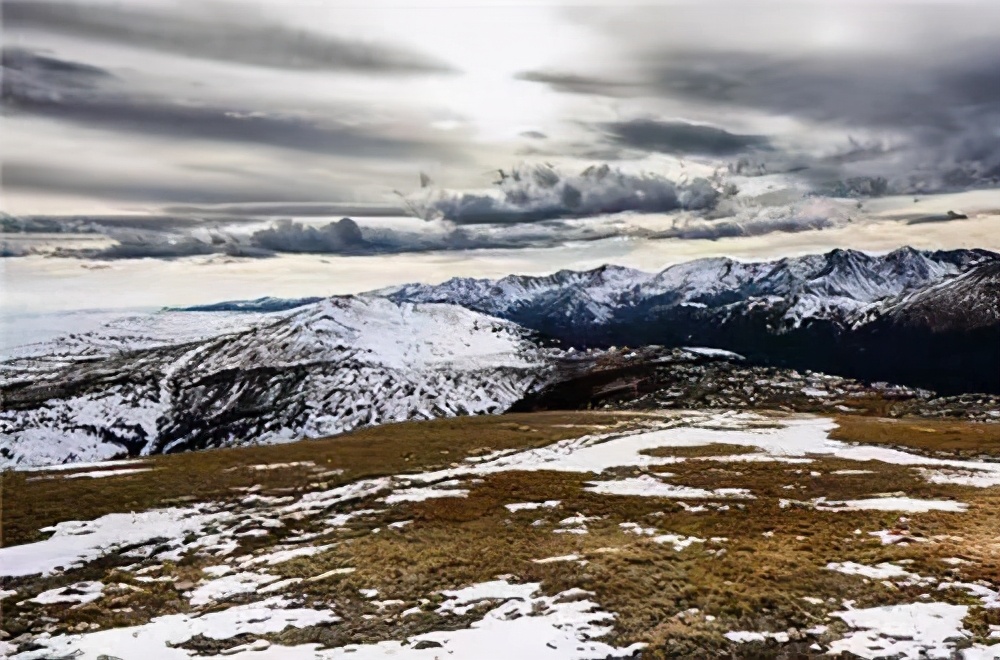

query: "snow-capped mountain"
left=384, top=247, right=1000, bottom=393
left=385, top=247, right=993, bottom=330
left=0, top=298, right=552, bottom=468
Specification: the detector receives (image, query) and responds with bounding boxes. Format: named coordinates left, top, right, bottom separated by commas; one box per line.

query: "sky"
left=2, top=0, right=1000, bottom=336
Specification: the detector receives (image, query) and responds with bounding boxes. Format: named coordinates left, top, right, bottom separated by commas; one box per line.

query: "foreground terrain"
left=2, top=411, right=1000, bottom=658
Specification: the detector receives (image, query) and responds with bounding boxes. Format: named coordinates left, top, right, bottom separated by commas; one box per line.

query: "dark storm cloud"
left=4, top=1, right=454, bottom=74
left=515, top=70, right=640, bottom=97
left=601, top=119, right=770, bottom=157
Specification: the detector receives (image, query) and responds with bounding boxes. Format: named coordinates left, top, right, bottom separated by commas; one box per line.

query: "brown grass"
left=831, top=416, right=1000, bottom=458
left=6, top=410, right=1000, bottom=657
left=641, top=443, right=758, bottom=458
left=1, top=411, right=642, bottom=547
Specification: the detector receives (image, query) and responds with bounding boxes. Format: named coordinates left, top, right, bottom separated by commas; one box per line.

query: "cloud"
left=34, top=215, right=632, bottom=260
left=3, top=161, right=344, bottom=205
left=2, top=50, right=457, bottom=160
left=1, top=47, right=113, bottom=86
left=250, top=218, right=367, bottom=254
left=654, top=198, right=853, bottom=241
left=544, top=3, right=1000, bottom=194
left=421, top=163, right=721, bottom=224
left=4, top=1, right=454, bottom=74
left=515, top=70, right=640, bottom=97
left=601, top=119, right=770, bottom=157
left=162, top=202, right=408, bottom=218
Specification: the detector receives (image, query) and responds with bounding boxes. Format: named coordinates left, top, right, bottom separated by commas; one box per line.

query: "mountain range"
left=384, top=247, right=1000, bottom=394
left=2, top=246, right=997, bottom=467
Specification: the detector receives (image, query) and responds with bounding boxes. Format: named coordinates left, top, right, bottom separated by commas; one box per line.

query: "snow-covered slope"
left=0, top=298, right=552, bottom=468
left=861, top=261, right=1000, bottom=332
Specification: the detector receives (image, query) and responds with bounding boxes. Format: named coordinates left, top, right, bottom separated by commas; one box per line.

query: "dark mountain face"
left=386, top=248, right=1000, bottom=394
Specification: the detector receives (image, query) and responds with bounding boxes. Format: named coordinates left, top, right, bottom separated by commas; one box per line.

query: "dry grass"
left=831, top=416, right=1000, bottom=458
left=5, top=410, right=1000, bottom=657
left=254, top=458, right=1000, bottom=656
left=0, top=411, right=642, bottom=547
left=641, top=444, right=758, bottom=458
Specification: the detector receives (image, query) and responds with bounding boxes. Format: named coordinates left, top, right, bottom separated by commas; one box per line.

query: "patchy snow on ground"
left=15, top=597, right=336, bottom=660
left=61, top=468, right=154, bottom=479
left=651, top=534, right=706, bottom=551
left=814, top=496, right=968, bottom=513
left=505, top=500, right=561, bottom=512
left=826, top=562, right=924, bottom=583
left=726, top=631, right=790, bottom=643
left=16, top=458, right=148, bottom=472
left=585, top=474, right=754, bottom=500
left=917, top=467, right=1000, bottom=488
left=681, top=347, right=745, bottom=360
left=782, top=496, right=968, bottom=514
left=532, top=554, right=584, bottom=564
left=199, top=585, right=646, bottom=660
left=30, top=581, right=104, bottom=605
left=381, top=485, right=469, bottom=504
left=0, top=505, right=233, bottom=577
left=240, top=544, right=333, bottom=567
left=409, top=412, right=1000, bottom=492
left=8, top=410, right=1000, bottom=659
left=188, top=571, right=280, bottom=607
left=436, top=580, right=540, bottom=615
left=828, top=602, right=972, bottom=659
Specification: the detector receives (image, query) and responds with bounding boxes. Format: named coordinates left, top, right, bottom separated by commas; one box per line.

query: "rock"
left=413, top=640, right=442, bottom=650
left=173, top=580, right=195, bottom=591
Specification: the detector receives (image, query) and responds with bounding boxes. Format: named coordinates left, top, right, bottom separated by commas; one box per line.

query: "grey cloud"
left=643, top=48, right=1000, bottom=133
left=601, top=119, right=769, bottom=157
left=4, top=1, right=454, bottom=74
left=163, top=202, right=408, bottom=218
left=3, top=161, right=345, bottom=205
left=2, top=57, right=456, bottom=161
left=643, top=47, right=1000, bottom=192
left=654, top=199, right=851, bottom=241
left=422, top=163, right=720, bottom=225
left=247, top=218, right=625, bottom=255
left=520, top=130, right=548, bottom=140
left=515, top=70, right=640, bottom=97
left=1, top=47, right=113, bottom=85
left=36, top=216, right=630, bottom=260
left=250, top=218, right=368, bottom=254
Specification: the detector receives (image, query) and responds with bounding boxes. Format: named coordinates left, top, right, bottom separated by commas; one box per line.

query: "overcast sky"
left=5, top=0, right=1000, bottom=216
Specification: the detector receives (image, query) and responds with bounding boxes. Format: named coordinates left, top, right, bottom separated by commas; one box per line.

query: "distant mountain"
left=0, top=298, right=551, bottom=467
left=384, top=247, right=1000, bottom=394
left=172, top=296, right=324, bottom=313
